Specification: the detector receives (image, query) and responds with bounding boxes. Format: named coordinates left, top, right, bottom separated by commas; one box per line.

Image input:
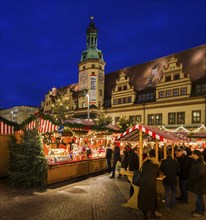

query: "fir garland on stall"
left=8, top=128, right=48, bottom=188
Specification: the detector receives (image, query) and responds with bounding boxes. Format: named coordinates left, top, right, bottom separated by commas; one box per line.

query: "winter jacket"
left=106, top=147, right=113, bottom=159
left=138, top=158, right=160, bottom=212
left=160, top=156, right=180, bottom=186
left=188, top=157, right=206, bottom=195
left=177, top=154, right=192, bottom=180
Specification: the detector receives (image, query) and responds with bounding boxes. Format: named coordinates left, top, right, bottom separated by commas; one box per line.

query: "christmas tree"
left=8, top=128, right=48, bottom=188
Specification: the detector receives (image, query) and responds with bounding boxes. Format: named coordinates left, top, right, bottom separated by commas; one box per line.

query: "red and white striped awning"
left=0, top=121, right=14, bottom=135
left=38, top=119, right=58, bottom=133
left=116, top=124, right=190, bottom=143
left=17, top=119, right=58, bottom=134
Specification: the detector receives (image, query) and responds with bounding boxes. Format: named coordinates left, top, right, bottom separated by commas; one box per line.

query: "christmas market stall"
left=116, top=124, right=191, bottom=167
left=41, top=117, right=118, bottom=184
left=0, top=117, right=16, bottom=177
left=188, top=123, right=206, bottom=149
left=116, top=124, right=190, bottom=210
left=1, top=113, right=119, bottom=185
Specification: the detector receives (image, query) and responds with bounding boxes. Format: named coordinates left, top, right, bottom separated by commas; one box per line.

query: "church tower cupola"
left=78, top=17, right=105, bottom=111
left=80, top=17, right=104, bottom=62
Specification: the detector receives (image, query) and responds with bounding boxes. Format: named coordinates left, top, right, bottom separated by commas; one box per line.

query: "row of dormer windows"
left=196, top=84, right=206, bottom=93
left=113, top=96, right=132, bottom=105
left=138, top=92, right=154, bottom=102
left=165, top=73, right=180, bottom=82
left=158, top=87, right=187, bottom=98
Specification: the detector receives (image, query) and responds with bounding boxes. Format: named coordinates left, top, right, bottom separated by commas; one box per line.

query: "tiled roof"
left=104, top=44, right=206, bottom=99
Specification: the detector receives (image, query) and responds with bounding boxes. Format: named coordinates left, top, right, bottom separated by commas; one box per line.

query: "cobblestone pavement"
left=0, top=173, right=205, bottom=220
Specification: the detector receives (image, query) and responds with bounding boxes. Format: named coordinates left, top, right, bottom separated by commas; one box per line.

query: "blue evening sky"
left=1, top=0, right=206, bottom=109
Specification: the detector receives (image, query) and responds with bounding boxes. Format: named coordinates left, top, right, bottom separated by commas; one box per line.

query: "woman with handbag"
left=138, top=149, right=161, bottom=219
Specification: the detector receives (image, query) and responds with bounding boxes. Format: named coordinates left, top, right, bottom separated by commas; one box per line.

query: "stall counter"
left=47, top=157, right=107, bottom=184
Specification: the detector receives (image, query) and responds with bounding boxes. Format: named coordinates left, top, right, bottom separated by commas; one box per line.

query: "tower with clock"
left=78, top=17, right=105, bottom=110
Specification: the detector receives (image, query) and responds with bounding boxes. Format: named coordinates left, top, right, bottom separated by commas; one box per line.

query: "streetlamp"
left=86, top=93, right=90, bottom=121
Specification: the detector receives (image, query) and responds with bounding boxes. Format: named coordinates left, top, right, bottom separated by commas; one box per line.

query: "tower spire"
left=80, top=17, right=103, bottom=62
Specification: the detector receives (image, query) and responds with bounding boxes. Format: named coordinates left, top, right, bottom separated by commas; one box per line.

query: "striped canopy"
left=0, top=121, right=14, bottom=135
left=116, top=124, right=191, bottom=143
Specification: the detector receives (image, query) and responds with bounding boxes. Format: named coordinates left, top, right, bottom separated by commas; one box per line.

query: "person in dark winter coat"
left=138, top=149, right=161, bottom=219
left=160, top=149, right=180, bottom=208
left=128, top=147, right=139, bottom=171
left=110, top=145, right=121, bottom=178
left=122, top=146, right=129, bottom=170
left=202, top=148, right=206, bottom=162
left=188, top=150, right=206, bottom=218
left=176, top=148, right=192, bottom=203
left=129, top=147, right=139, bottom=196
left=105, top=144, right=113, bottom=173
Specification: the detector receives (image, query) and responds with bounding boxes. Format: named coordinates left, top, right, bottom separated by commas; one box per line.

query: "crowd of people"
left=106, top=143, right=206, bottom=219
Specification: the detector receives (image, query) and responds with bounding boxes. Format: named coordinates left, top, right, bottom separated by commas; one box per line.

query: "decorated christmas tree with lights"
left=8, top=127, right=47, bottom=188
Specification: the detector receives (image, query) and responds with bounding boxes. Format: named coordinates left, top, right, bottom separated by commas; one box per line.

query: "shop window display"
left=42, top=132, right=106, bottom=166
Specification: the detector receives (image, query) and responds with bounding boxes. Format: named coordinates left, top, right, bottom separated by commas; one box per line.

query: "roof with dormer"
left=46, top=44, right=206, bottom=103
left=104, top=44, right=206, bottom=99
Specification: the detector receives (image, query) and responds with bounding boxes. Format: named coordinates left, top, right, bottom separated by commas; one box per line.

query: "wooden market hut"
left=116, top=124, right=191, bottom=167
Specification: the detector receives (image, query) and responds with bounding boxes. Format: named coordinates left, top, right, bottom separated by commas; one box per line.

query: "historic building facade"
left=0, top=106, right=38, bottom=124
left=41, top=18, right=206, bottom=128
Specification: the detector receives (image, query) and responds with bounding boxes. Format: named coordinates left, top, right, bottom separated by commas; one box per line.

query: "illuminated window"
left=173, top=88, right=179, bottom=96
left=82, top=102, right=86, bottom=108
left=129, top=116, right=136, bottom=125
left=159, top=91, right=164, bottom=98
left=202, top=84, right=206, bottom=92
left=192, top=111, right=201, bottom=123
left=168, top=113, right=176, bottom=124
left=146, top=93, right=150, bottom=100
left=166, top=90, right=171, bottom=97
left=148, top=114, right=155, bottom=125
left=181, top=87, right=187, bottom=95
left=113, top=99, right=117, bottom=105
left=196, top=85, right=201, bottom=93
left=155, top=114, right=162, bottom=125
left=136, top=115, right=142, bottom=123
left=177, top=112, right=185, bottom=124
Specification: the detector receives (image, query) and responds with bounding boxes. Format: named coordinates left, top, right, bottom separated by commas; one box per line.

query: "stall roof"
left=64, top=118, right=95, bottom=126
left=116, top=124, right=191, bottom=143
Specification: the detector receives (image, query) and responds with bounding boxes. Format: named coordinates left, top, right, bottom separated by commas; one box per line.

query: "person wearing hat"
left=176, top=148, right=192, bottom=203
left=188, top=150, right=206, bottom=218
left=138, top=149, right=161, bottom=219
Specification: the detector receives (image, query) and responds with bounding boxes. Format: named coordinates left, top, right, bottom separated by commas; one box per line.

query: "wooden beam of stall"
left=155, top=139, right=159, bottom=162
left=172, top=143, right=174, bottom=159
left=139, top=129, right=143, bottom=167
left=164, top=143, right=167, bottom=159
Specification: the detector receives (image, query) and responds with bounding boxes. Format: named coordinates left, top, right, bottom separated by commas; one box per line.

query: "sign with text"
left=90, top=75, right=96, bottom=104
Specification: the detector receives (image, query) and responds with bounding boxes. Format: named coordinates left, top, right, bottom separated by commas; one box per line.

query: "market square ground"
left=0, top=173, right=205, bottom=220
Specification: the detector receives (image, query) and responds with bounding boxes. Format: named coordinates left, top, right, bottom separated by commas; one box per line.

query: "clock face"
left=98, top=72, right=104, bottom=82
